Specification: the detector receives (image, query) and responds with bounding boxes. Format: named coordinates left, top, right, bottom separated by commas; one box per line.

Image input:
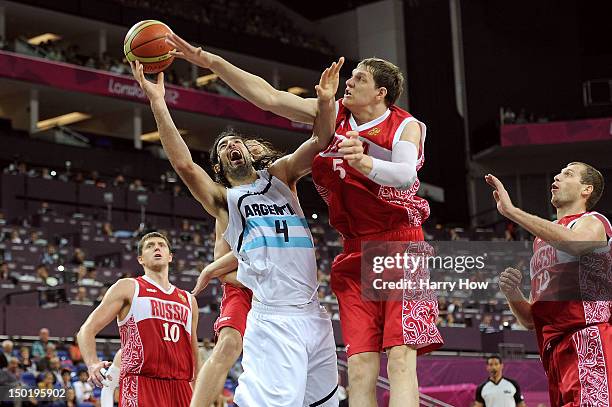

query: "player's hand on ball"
left=165, top=33, right=213, bottom=68
left=130, top=60, right=165, bottom=102
left=315, top=57, right=344, bottom=102
left=485, top=174, right=516, bottom=218
left=499, top=267, right=523, bottom=300
left=88, top=360, right=111, bottom=388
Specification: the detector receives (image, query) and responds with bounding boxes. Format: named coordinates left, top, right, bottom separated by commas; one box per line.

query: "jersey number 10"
left=162, top=322, right=180, bottom=342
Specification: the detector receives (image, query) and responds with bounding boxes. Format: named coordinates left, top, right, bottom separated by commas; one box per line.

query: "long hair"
left=209, top=129, right=284, bottom=188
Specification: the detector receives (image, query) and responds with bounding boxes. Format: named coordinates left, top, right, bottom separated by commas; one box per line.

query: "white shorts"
left=234, top=300, right=339, bottom=407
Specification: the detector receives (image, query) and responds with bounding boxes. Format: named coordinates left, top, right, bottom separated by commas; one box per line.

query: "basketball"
left=124, top=20, right=174, bottom=74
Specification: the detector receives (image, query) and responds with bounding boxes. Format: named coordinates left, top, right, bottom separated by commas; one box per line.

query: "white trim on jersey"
left=391, top=117, right=428, bottom=158
left=117, top=279, right=138, bottom=326
left=142, top=275, right=176, bottom=295
left=348, top=108, right=391, bottom=132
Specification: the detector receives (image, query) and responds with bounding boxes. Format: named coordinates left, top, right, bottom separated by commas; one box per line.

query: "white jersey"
left=223, top=170, right=318, bottom=306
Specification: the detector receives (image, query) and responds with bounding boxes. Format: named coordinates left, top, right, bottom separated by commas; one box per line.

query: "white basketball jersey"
left=223, top=170, right=318, bottom=306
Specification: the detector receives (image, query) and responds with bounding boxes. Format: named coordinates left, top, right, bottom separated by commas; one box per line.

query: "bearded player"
left=166, top=33, right=442, bottom=406
left=78, top=232, right=199, bottom=406
left=488, top=162, right=611, bottom=406
left=189, top=138, right=282, bottom=407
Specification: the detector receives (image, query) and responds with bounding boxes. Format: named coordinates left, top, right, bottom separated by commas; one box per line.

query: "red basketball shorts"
left=544, top=323, right=612, bottom=406
left=213, top=283, right=253, bottom=338
left=331, top=227, right=443, bottom=357
left=119, top=375, right=192, bottom=407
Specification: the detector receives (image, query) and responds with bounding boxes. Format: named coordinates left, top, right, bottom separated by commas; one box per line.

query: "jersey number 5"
left=332, top=158, right=346, bottom=179
left=162, top=322, right=180, bottom=342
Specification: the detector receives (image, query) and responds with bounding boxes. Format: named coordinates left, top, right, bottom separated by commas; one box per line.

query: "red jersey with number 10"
left=118, top=276, right=194, bottom=381
left=530, top=212, right=612, bottom=354
left=312, top=98, right=429, bottom=239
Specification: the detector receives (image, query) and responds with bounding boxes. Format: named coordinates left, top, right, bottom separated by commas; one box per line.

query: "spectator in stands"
left=480, top=314, right=498, bottom=333
left=112, top=173, right=126, bottom=187
left=37, top=343, right=57, bottom=372
left=80, top=269, right=102, bottom=287
left=67, top=337, right=82, bottom=365
left=129, top=178, right=146, bottom=192
left=9, top=230, right=22, bottom=244
left=65, top=387, right=78, bottom=407
left=0, top=262, right=11, bottom=281
left=28, top=231, right=47, bottom=246
left=0, top=210, right=5, bottom=225
left=19, top=346, right=37, bottom=373
left=37, top=371, right=59, bottom=403
left=101, top=222, right=113, bottom=237
left=72, top=286, right=93, bottom=305
left=0, top=340, right=13, bottom=368
left=6, top=357, right=22, bottom=381
left=70, top=248, right=86, bottom=266
left=41, top=244, right=61, bottom=265
left=48, top=356, right=63, bottom=385
left=73, top=369, right=97, bottom=405
left=61, top=368, right=73, bottom=389
left=38, top=201, right=55, bottom=215
left=36, top=264, right=51, bottom=284
left=0, top=360, right=18, bottom=386
left=32, top=328, right=52, bottom=359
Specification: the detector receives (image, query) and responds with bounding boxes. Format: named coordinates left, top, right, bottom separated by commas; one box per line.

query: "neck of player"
left=350, top=103, right=388, bottom=126
left=144, top=267, right=171, bottom=291
left=228, top=168, right=258, bottom=187
left=556, top=200, right=587, bottom=220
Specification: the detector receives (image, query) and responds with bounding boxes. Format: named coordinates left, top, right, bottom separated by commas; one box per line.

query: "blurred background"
left=0, top=0, right=610, bottom=405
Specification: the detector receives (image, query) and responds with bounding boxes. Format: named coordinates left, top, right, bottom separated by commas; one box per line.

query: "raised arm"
left=165, top=33, right=318, bottom=124
left=131, top=61, right=226, bottom=218
left=270, top=57, right=344, bottom=187
left=77, top=279, right=134, bottom=387
left=485, top=174, right=607, bottom=255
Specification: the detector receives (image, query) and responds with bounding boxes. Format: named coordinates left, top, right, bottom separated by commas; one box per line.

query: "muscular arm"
left=150, top=98, right=226, bottom=217
left=507, top=298, right=535, bottom=330
left=77, top=279, right=133, bottom=386
left=208, top=55, right=318, bottom=124
left=213, top=221, right=243, bottom=287
left=503, top=210, right=606, bottom=255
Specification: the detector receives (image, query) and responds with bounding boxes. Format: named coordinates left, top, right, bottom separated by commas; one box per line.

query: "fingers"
left=343, top=153, right=363, bottom=162
left=338, top=145, right=362, bottom=155
left=346, top=130, right=359, bottom=139
left=333, top=57, right=345, bottom=74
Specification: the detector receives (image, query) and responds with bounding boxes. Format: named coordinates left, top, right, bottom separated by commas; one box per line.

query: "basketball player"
left=189, top=138, right=282, bottom=407
left=487, top=163, right=611, bottom=406
left=166, top=32, right=442, bottom=406
left=130, top=56, right=343, bottom=406
left=77, top=232, right=199, bottom=406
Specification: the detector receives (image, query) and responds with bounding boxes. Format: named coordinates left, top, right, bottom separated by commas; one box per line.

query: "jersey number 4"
left=275, top=220, right=289, bottom=242
left=162, top=322, right=180, bottom=342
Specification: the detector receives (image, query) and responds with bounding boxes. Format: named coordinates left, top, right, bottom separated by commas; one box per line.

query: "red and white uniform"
left=118, top=275, right=194, bottom=407
left=213, top=283, right=253, bottom=338
left=530, top=212, right=612, bottom=406
left=311, top=99, right=442, bottom=357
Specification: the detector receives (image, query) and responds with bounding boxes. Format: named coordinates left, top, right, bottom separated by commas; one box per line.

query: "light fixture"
left=311, top=213, right=318, bottom=219
left=37, top=112, right=92, bottom=131
left=27, top=33, right=62, bottom=46
left=196, top=74, right=219, bottom=87
left=287, top=86, right=308, bottom=95
left=141, top=129, right=188, bottom=142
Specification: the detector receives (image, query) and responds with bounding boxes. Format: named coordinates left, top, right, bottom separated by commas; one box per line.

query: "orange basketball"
left=124, top=20, right=174, bottom=74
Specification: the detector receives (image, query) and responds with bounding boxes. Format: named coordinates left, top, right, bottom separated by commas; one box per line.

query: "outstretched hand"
left=130, top=60, right=165, bottom=102
left=315, top=57, right=345, bottom=102
left=485, top=174, right=516, bottom=218
left=165, top=33, right=213, bottom=68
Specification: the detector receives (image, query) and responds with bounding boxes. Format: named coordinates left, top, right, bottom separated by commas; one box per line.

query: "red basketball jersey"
left=118, top=276, right=194, bottom=381
left=312, top=99, right=429, bottom=239
left=530, top=212, right=612, bottom=355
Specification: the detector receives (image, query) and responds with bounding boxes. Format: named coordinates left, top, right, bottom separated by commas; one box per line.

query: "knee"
left=348, top=355, right=379, bottom=388
left=387, top=347, right=416, bottom=378
left=212, top=332, right=242, bottom=362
